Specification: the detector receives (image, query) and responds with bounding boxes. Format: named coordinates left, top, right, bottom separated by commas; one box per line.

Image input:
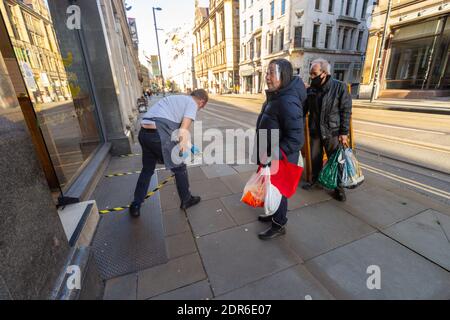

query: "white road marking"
left=355, top=130, right=450, bottom=154
left=201, top=108, right=254, bottom=129
left=353, top=119, right=447, bottom=135
left=361, top=163, right=450, bottom=199
left=203, top=102, right=450, bottom=199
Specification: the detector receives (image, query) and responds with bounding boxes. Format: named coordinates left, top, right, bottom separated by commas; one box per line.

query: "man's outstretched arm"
left=179, top=117, right=193, bottom=153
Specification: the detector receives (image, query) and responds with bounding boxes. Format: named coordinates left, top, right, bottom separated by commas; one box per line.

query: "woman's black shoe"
left=258, top=225, right=286, bottom=240
left=180, top=196, right=201, bottom=210
left=258, top=214, right=273, bottom=223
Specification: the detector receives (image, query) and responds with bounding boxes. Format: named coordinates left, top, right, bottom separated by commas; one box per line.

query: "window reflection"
left=386, top=16, right=450, bottom=91
left=1, top=0, right=102, bottom=187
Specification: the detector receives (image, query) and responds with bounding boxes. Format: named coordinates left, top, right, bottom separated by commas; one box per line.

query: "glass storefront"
left=386, top=15, right=450, bottom=90
left=0, top=0, right=103, bottom=188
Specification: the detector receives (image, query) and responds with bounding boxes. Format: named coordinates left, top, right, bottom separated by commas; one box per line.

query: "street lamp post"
left=370, top=0, right=392, bottom=102
left=153, top=7, right=165, bottom=96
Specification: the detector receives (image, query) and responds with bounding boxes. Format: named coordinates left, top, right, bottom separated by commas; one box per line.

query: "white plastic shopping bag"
left=241, top=167, right=270, bottom=208
left=298, top=153, right=304, bottom=167
left=264, top=182, right=282, bottom=216
left=241, top=166, right=282, bottom=215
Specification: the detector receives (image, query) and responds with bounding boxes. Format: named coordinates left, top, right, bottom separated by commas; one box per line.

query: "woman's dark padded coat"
left=256, top=76, right=307, bottom=163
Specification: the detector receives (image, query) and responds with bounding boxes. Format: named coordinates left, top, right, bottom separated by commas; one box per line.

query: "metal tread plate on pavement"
left=91, top=173, right=168, bottom=280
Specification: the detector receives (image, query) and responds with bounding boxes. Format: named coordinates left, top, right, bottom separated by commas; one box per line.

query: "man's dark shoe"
left=258, top=214, right=273, bottom=223
left=129, top=204, right=141, bottom=217
left=334, top=188, right=347, bottom=202
left=180, top=196, right=201, bottom=210
left=258, top=225, right=286, bottom=240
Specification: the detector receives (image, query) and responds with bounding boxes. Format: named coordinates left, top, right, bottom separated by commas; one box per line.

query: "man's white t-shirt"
left=142, top=95, right=198, bottom=125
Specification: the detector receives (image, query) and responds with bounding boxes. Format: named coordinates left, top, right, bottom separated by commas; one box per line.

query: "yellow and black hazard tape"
left=105, top=171, right=141, bottom=178
left=99, top=174, right=175, bottom=215
left=118, top=153, right=141, bottom=158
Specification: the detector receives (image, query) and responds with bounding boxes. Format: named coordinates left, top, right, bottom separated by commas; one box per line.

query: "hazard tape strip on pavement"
left=105, top=171, right=141, bottom=178
left=99, top=174, right=175, bottom=215
left=118, top=153, right=141, bottom=158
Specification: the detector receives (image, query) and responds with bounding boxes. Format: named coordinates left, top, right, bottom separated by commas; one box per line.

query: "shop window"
left=0, top=0, right=103, bottom=189
left=386, top=17, right=450, bottom=90
left=429, top=20, right=450, bottom=89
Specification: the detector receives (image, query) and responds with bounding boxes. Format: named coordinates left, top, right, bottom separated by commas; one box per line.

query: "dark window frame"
left=312, top=24, right=320, bottom=48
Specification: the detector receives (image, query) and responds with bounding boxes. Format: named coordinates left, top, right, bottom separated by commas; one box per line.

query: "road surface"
left=200, top=95, right=450, bottom=205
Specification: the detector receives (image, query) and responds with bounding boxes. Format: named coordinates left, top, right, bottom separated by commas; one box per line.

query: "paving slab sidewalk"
left=103, top=160, right=450, bottom=300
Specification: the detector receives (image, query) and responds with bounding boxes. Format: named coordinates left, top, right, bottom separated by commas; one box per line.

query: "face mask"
left=310, top=73, right=324, bottom=88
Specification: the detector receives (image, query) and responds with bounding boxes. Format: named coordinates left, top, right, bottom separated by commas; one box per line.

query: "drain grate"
left=91, top=174, right=168, bottom=280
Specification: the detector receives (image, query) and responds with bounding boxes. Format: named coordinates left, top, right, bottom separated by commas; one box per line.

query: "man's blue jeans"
left=132, top=128, right=191, bottom=208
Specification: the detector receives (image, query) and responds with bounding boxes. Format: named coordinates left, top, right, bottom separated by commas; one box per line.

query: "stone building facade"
left=0, top=0, right=71, bottom=104
left=165, top=24, right=196, bottom=93
left=239, top=0, right=372, bottom=95
left=193, top=0, right=240, bottom=94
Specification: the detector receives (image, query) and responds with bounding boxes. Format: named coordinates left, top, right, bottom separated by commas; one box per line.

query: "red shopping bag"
left=268, top=151, right=303, bottom=198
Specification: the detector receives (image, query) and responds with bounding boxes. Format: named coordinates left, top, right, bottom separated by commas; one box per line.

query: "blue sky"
left=126, top=0, right=208, bottom=73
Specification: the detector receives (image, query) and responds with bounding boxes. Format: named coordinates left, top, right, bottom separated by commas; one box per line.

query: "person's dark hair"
left=269, top=58, right=293, bottom=89
left=191, top=89, right=209, bottom=102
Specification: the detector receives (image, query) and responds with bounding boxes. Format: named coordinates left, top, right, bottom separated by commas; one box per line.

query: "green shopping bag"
left=318, top=146, right=344, bottom=190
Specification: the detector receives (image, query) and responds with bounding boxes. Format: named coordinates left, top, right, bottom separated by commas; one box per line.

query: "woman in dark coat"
left=256, top=58, right=307, bottom=240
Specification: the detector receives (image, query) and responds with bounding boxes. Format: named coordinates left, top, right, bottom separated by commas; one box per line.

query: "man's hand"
left=339, top=135, right=349, bottom=147
left=179, top=142, right=189, bottom=155
left=178, top=117, right=193, bottom=156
